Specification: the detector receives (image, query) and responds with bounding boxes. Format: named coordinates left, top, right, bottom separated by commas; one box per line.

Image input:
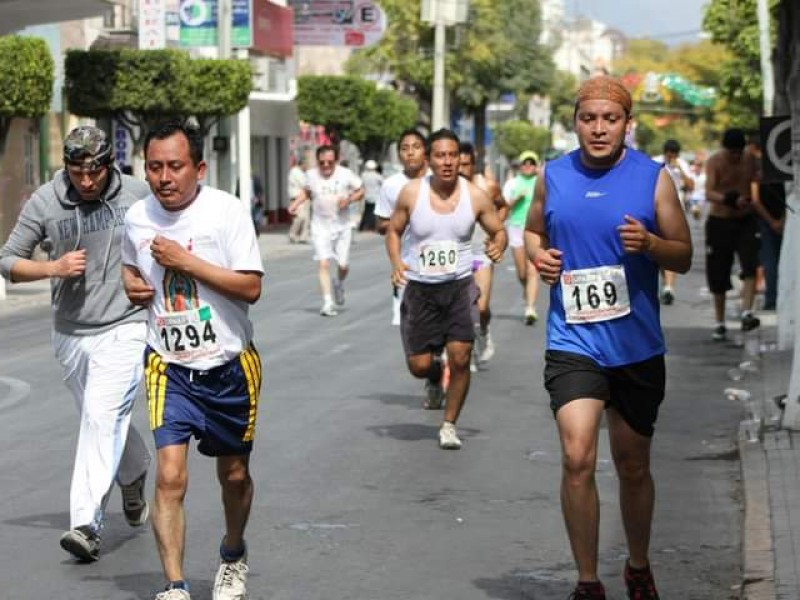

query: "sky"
left=565, top=0, right=708, bottom=45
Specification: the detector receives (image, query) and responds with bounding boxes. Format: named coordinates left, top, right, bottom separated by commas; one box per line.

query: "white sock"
left=324, top=294, right=333, bottom=306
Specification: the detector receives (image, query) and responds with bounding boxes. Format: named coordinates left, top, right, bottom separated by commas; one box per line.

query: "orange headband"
left=575, top=75, right=632, bottom=114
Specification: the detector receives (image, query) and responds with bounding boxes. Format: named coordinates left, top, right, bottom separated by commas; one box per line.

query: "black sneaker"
left=624, top=561, right=660, bottom=599
left=741, top=313, right=761, bottom=332
left=60, top=525, right=100, bottom=562
left=659, top=289, right=674, bottom=306
left=121, top=472, right=149, bottom=527
left=568, top=581, right=606, bottom=599
left=712, top=324, right=727, bottom=341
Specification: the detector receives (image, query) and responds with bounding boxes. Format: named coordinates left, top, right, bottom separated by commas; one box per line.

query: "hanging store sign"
left=288, top=1, right=386, bottom=47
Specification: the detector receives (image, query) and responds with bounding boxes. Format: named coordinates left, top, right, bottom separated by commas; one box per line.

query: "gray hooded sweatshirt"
left=0, top=167, right=151, bottom=335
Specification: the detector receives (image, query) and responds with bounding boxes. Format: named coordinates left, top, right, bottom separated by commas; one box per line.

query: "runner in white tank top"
left=385, top=129, right=507, bottom=450
left=457, top=142, right=507, bottom=370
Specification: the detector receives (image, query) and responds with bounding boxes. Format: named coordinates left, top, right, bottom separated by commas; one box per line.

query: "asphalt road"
left=0, top=227, right=745, bottom=599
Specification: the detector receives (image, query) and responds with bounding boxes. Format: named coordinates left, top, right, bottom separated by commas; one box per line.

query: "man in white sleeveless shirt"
left=385, top=129, right=507, bottom=449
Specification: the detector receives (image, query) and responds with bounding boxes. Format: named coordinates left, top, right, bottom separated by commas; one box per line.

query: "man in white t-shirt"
left=121, top=120, right=264, bottom=600
left=652, top=139, right=694, bottom=305
left=376, top=129, right=428, bottom=325
left=289, top=145, right=365, bottom=316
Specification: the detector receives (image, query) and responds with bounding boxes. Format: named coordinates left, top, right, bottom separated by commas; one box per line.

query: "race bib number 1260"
left=560, top=265, right=631, bottom=324
left=419, top=240, right=458, bottom=276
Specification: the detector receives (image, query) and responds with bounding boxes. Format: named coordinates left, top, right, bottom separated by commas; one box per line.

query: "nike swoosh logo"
left=585, top=191, right=607, bottom=198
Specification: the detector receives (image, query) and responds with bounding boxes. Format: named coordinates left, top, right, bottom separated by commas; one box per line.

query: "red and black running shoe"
left=624, top=561, right=660, bottom=599
left=568, top=580, right=606, bottom=599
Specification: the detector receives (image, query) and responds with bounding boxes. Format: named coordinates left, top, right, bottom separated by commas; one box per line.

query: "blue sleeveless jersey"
left=544, top=148, right=664, bottom=367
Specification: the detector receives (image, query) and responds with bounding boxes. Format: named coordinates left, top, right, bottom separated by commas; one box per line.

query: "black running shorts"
left=705, top=215, right=759, bottom=294
left=544, top=350, right=665, bottom=437
left=401, top=276, right=478, bottom=356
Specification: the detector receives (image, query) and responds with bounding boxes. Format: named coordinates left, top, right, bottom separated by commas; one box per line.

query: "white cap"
left=365, top=159, right=377, bottom=170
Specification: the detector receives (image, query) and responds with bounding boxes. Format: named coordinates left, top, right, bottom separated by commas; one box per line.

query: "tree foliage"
left=345, top=0, right=554, bottom=164
left=702, top=0, right=781, bottom=128
left=0, top=35, right=54, bottom=155
left=494, top=120, right=550, bottom=161
left=296, top=75, right=418, bottom=160
left=65, top=49, right=252, bottom=153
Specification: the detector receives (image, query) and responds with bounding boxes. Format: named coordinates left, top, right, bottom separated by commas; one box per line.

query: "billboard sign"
left=252, top=0, right=293, bottom=57
left=179, top=0, right=253, bottom=48
left=139, top=0, right=167, bottom=49
left=288, top=1, right=386, bottom=47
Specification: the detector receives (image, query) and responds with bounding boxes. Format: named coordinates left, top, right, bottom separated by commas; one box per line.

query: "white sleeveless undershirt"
left=403, top=175, right=476, bottom=284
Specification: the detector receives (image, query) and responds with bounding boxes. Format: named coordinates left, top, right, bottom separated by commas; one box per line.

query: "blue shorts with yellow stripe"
left=144, top=345, right=262, bottom=456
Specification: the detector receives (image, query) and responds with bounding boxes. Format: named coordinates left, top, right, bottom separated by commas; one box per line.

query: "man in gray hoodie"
left=0, top=126, right=152, bottom=562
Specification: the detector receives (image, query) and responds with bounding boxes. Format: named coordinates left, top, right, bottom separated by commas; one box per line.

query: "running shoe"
left=469, top=351, right=478, bottom=373
left=741, top=313, right=760, bottom=332
left=121, top=472, right=149, bottom=527
left=155, top=588, right=191, bottom=600
left=333, top=278, right=345, bottom=307
left=213, top=555, right=249, bottom=600
left=438, top=422, right=462, bottom=450
left=320, top=302, right=338, bottom=317
left=423, top=380, right=444, bottom=410
left=480, top=328, right=495, bottom=362
left=712, top=324, right=726, bottom=342
left=623, top=561, right=660, bottom=599
left=567, top=581, right=606, bottom=599
left=524, top=307, right=538, bottom=326
left=60, top=525, right=101, bottom=562
left=660, top=288, right=674, bottom=306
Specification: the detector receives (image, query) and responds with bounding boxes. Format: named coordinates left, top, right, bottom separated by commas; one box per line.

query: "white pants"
left=53, top=321, right=151, bottom=531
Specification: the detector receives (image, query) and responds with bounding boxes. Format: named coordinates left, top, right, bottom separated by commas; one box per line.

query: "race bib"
left=419, top=240, right=458, bottom=276
left=154, top=305, right=223, bottom=362
left=560, top=265, right=631, bottom=324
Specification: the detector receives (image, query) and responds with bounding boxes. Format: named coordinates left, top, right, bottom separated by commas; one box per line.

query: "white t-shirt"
left=122, top=186, right=264, bottom=370
left=375, top=171, right=411, bottom=220
left=305, top=165, right=363, bottom=229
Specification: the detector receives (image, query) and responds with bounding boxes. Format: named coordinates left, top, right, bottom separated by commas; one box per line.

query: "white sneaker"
left=213, top=556, right=249, bottom=600
left=155, top=589, right=191, bottom=600
left=439, top=422, right=462, bottom=450
left=333, top=278, right=345, bottom=306
left=320, top=302, right=338, bottom=317
left=479, top=328, right=495, bottom=363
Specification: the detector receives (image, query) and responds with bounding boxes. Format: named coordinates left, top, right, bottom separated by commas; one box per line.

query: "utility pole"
left=422, top=0, right=469, bottom=131
left=216, top=0, right=250, bottom=211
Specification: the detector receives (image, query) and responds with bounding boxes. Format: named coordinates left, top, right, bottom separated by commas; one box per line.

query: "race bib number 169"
left=561, top=265, right=631, bottom=324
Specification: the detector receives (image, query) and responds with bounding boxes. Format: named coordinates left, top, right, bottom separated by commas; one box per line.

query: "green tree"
left=65, top=49, right=252, bottom=154
left=346, top=0, right=554, bottom=165
left=296, top=76, right=418, bottom=161
left=494, top=119, right=550, bottom=160
left=702, top=0, right=781, bottom=128
left=296, top=75, right=376, bottom=147
left=0, top=35, right=54, bottom=155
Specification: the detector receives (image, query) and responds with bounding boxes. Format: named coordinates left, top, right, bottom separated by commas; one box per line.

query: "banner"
left=288, top=1, right=386, bottom=47
left=179, top=0, right=253, bottom=48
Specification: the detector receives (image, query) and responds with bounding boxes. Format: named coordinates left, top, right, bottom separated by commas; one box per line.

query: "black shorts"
left=705, top=215, right=760, bottom=294
left=544, top=350, right=665, bottom=437
left=401, top=277, right=478, bottom=356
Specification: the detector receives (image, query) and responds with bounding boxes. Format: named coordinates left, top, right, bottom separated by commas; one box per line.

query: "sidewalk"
left=736, top=326, right=800, bottom=600
left=0, top=225, right=312, bottom=315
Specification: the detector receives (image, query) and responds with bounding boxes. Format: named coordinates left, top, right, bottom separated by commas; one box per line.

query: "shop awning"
left=0, top=0, right=116, bottom=35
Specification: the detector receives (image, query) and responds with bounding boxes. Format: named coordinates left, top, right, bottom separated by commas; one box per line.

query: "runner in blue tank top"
left=525, top=76, right=692, bottom=600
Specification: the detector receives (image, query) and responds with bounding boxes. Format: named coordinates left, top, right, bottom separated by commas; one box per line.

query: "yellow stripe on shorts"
left=145, top=351, right=168, bottom=430
left=239, top=345, right=262, bottom=442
